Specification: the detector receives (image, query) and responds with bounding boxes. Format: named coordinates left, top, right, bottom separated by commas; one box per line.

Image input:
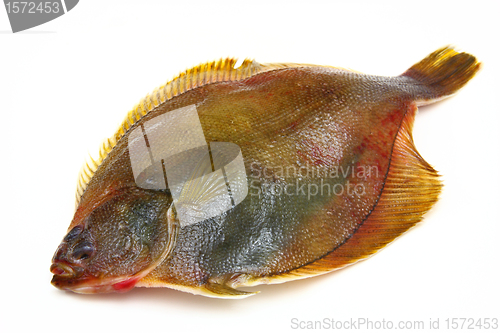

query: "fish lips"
left=50, top=261, right=84, bottom=279
left=50, top=260, right=92, bottom=293
left=51, top=262, right=140, bottom=294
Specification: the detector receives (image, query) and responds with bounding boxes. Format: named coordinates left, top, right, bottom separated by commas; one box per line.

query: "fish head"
left=51, top=188, right=176, bottom=293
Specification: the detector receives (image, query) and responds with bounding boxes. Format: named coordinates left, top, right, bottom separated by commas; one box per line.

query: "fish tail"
left=402, top=46, right=481, bottom=103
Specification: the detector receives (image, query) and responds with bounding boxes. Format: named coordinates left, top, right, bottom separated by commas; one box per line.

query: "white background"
left=1, top=1, right=499, bottom=332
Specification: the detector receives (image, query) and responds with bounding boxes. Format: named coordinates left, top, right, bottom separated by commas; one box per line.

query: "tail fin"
left=402, top=46, right=481, bottom=103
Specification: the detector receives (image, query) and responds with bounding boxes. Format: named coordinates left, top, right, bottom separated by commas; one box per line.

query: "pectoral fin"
left=202, top=281, right=259, bottom=299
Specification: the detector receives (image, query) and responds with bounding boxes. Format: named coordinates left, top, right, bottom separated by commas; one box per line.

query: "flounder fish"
left=51, top=47, right=480, bottom=298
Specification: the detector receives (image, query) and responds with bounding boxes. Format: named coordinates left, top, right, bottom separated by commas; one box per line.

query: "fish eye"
left=71, top=241, right=94, bottom=261
left=64, top=225, right=83, bottom=242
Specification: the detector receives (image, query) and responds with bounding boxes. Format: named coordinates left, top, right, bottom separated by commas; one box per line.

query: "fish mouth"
left=51, top=275, right=139, bottom=294
left=50, top=260, right=93, bottom=292
left=51, top=270, right=105, bottom=294
left=51, top=263, right=140, bottom=294
left=50, top=261, right=81, bottom=278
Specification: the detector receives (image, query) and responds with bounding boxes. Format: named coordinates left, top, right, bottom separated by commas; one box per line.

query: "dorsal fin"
left=75, top=58, right=310, bottom=207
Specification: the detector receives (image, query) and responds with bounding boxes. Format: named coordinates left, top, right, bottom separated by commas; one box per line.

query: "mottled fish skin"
left=51, top=47, right=480, bottom=298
